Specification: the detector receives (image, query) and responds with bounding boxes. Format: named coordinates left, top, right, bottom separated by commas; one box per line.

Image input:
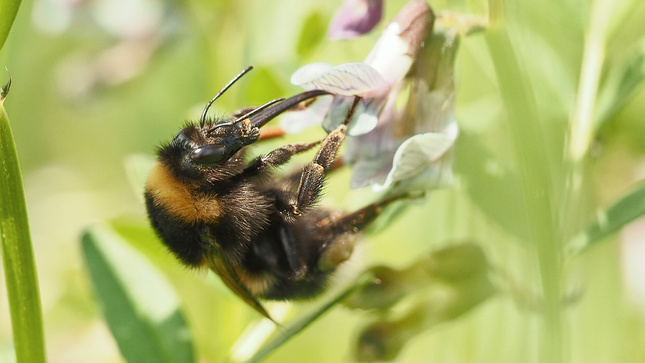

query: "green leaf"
left=0, top=75, right=47, bottom=363
left=81, top=225, right=195, bottom=363
left=568, top=181, right=645, bottom=256
left=0, top=0, right=20, bottom=52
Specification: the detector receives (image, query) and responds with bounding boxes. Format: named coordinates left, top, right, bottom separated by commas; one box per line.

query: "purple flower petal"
left=328, top=0, right=383, bottom=40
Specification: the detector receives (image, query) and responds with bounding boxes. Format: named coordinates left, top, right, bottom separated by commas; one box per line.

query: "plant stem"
left=569, top=0, right=612, bottom=161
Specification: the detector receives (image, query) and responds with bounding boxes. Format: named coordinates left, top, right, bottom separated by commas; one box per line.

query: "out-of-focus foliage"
left=2, top=0, right=645, bottom=362
left=81, top=226, right=194, bottom=363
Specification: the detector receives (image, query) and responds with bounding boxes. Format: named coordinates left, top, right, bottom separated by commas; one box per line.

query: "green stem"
left=0, top=82, right=47, bottom=363
left=560, top=0, right=611, bottom=262
left=569, top=0, right=612, bottom=161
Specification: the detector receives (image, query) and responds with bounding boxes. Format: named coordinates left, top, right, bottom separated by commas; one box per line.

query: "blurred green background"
left=2, top=0, right=645, bottom=362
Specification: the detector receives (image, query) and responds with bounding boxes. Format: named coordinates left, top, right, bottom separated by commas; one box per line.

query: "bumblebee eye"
left=190, top=145, right=228, bottom=165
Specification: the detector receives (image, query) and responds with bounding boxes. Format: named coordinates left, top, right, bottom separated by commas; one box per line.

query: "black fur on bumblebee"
left=144, top=67, right=408, bottom=319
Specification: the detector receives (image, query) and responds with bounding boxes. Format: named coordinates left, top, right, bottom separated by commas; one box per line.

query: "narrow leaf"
left=81, top=225, right=194, bottom=363
left=0, top=75, right=47, bottom=363
left=568, top=182, right=645, bottom=256
left=594, top=42, right=645, bottom=128
left=0, top=0, right=21, bottom=52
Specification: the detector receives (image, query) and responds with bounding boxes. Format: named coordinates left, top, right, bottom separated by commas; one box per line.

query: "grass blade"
left=594, top=41, right=645, bottom=128
left=568, top=182, right=645, bottom=256
left=485, top=1, right=563, bottom=361
left=0, top=75, right=47, bottom=362
left=81, top=225, right=195, bottom=363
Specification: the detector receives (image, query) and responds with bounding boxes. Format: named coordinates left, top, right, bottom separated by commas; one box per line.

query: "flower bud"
left=343, top=264, right=426, bottom=310
left=425, top=243, right=489, bottom=283
left=328, top=0, right=384, bottom=40
left=355, top=272, right=496, bottom=361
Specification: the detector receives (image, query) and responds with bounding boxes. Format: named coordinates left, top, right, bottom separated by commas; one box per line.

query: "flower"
left=282, top=1, right=484, bottom=192
left=284, top=0, right=431, bottom=135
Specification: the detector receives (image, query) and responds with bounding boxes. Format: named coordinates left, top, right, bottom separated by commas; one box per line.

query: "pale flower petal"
left=363, top=22, right=414, bottom=85
left=290, top=62, right=333, bottom=88
left=376, top=122, right=458, bottom=190
left=365, top=0, right=432, bottom=83
left=322, top=96, right=383, bottom=136
left=294, top=62, right=389, bottom=97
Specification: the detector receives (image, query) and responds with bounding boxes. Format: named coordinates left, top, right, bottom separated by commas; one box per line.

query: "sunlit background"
left=2, top=0, right=645, bottom=362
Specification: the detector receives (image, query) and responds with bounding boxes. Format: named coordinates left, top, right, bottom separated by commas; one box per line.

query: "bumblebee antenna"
left=200, top=66, right=254, bottom=128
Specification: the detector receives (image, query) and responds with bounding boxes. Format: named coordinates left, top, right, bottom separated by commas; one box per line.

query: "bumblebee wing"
left=208, top=248, right=274, bottom=322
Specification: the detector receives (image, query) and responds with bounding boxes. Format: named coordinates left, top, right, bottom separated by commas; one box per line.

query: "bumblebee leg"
left=317, top=193, right=418, bottom=271
left=237, top=141, right=321, bottom=180
left=291, top=126, right=346, bottom=215
left=283, top=156, right=345, bottom=185
left=290, top=97, right=361, bottom=216
left=335, top=194, right=408, bottom=232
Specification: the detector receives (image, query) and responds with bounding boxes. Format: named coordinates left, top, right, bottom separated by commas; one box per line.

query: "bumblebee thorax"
left=145, top=161, right=223, bottom=224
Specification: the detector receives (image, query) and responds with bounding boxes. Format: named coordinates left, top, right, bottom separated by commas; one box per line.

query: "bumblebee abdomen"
left=144, top=190, right=209, bottom=267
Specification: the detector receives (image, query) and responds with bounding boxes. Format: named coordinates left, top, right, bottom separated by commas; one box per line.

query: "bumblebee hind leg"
left=317, top=193, right=418, bottom=271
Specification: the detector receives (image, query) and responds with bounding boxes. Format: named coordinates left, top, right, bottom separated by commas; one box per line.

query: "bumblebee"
left=144, top=67, right=405, bottom=319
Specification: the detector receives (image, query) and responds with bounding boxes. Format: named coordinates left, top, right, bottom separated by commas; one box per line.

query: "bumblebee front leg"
left=290, top=125, right=347, bottom=215
left=234, top=141, right=321, bottom=180
left=290, top=97, right=361, bottom=216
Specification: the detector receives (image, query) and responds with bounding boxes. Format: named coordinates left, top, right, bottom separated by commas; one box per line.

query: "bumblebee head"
left=157, top=116, right=261, bottom=179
